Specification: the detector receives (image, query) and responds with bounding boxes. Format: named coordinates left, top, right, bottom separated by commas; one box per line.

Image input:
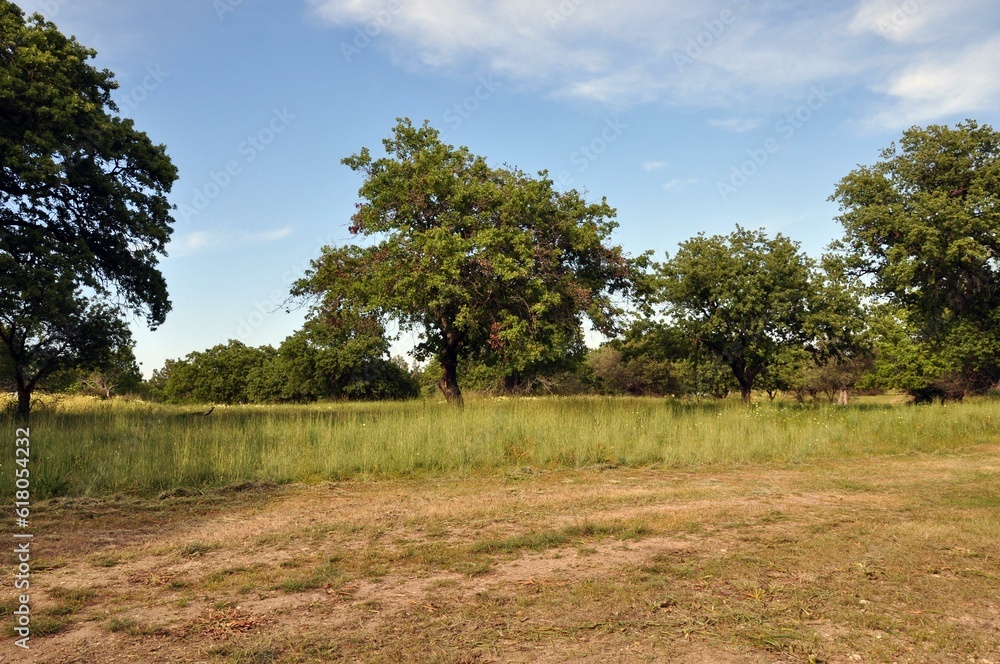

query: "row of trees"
left=282, top=118, right=1000, bottom=406
left=149, top=322, right=418, bottom=404
left=3, top=3, right=999, bottom=415
left=137, top=299, right=945, bottom=406
left=155, top=123, right=996, bottom=406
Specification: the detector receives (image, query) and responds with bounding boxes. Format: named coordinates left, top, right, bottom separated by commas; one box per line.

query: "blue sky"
left=17, top=0, right=1000, bottom=376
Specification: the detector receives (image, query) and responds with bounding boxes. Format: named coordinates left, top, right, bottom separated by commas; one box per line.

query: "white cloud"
left=870, top=36, right=1000, bottom=128
left=169, top=226, right=294, bottom=258
left=849, top=0, right=934, bottom=42
left=662, top=178, right=698, bottom=191
left=243, top=226, right=295, bottom=243
left=171, top=231, right=220, bottom=257
left=642, top=160, right=669, bottom=172
left=848, top=0, right=993, bottom=44
left=309, top=0, right=1000, bottom=127
left=310, top=0, right=854, bottom=107
left=708, top=118, right=762, bottom=133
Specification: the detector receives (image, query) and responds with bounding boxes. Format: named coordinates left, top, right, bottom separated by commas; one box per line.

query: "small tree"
left=858, top=306, right=969, bottom=403
left=295, top=119, right=642, bottom=405
left=757, top=346, right=811, bottom=401
left=803, top=255, right=873, bottom=405
left=656, top=227, right=816, bottom=404
left=76, top=342, right=144, bottom=399
left=587, top=319, right=687, bottom=396
left=0, top=265, right=132, bottom=413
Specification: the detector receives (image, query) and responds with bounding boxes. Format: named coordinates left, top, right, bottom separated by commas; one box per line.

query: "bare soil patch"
left=4, top=449, right=1000, bottom=662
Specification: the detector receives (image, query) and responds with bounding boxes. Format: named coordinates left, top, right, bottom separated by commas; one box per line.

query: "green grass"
left=2, top=395, right=998, bottom=500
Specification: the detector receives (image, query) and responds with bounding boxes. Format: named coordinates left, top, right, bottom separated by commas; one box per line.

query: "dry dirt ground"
left=3, top=448, right=1000, bottom=663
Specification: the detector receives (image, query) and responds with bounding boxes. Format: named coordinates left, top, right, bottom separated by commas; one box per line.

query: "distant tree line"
left=147, top=321, right=419, bottom=405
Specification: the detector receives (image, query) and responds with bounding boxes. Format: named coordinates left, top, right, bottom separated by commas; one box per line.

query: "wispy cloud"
left=708, top=117, right=762, bottom=133
left=169, top=225, right=294, bottom=258
left=642, top=160, right=669, bottom=172
left=662, top=178, right=698, bottom=191
left=171, top=231, right=220, bottom=257
left=308, top=0, right=1000, bottom=127
left=244, top=226, right=295, bottom=243
left=870, top=36, right=1000, bottom=128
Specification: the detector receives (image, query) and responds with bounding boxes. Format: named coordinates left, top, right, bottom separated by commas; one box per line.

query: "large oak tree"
left=0, top=3, right=177, bottom=417
left=831, top=120, right=1000, bottom=395
left=295, top=119, right=641, bottom=404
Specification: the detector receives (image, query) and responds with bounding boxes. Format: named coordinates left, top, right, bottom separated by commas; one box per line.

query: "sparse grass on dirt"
left=3, top=442, right=999, bottom=662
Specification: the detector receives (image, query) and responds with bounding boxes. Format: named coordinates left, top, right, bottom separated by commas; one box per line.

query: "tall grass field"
left=2, top=395, right=998, bottom=500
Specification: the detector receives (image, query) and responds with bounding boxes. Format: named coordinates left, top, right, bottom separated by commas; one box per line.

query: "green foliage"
left=756, top=346, right=812, bottom=400
left=656, top=227, right=817, bottom=403
left=247, top=319, right=419, bottom=403
left=0, top=267, right=133, bottom=404
left=458, top=333, right=588, bottom=395
left=675, top=353, right=738, bottom=399
left=832, top=120, right=1000, bottom=394
left=248, top=316, right=381, bottom=403
left=806, top=254, right=872, bottom=366
left=0, top=3, right=177, bottom=416
left=295, top=119, right=643, bottom=404
left=654, top=228, right=870, bottom=403
left=858, top=307, right=969, bottom=402
left=51, top=342, right=145, bottom=398
left=587, top=319, right=686, bottom=396
left=154, top=324, right=419, bottom=405
left=796, top=254, right=874, bottom=402
left=342, top=355, right=420, bottom=401
left=160, top=341, right=274, bottom=405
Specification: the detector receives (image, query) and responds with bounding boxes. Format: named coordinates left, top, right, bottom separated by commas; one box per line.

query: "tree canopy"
left=656, top=227, right=820, bottom=404
left=294, top=119, right=642, bottom=404
left=832, top=120, right=1000, bottom=395
left=0, top=3, right=177, bottom=416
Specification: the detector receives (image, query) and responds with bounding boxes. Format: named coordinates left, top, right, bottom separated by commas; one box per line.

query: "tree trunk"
left=437, top=346, right=463, bottom=407
left=837, top=387, right=849, bottom=406
left=730, top=361, right=753, bottom=406
left=16, top=384, right=31, bottom=421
